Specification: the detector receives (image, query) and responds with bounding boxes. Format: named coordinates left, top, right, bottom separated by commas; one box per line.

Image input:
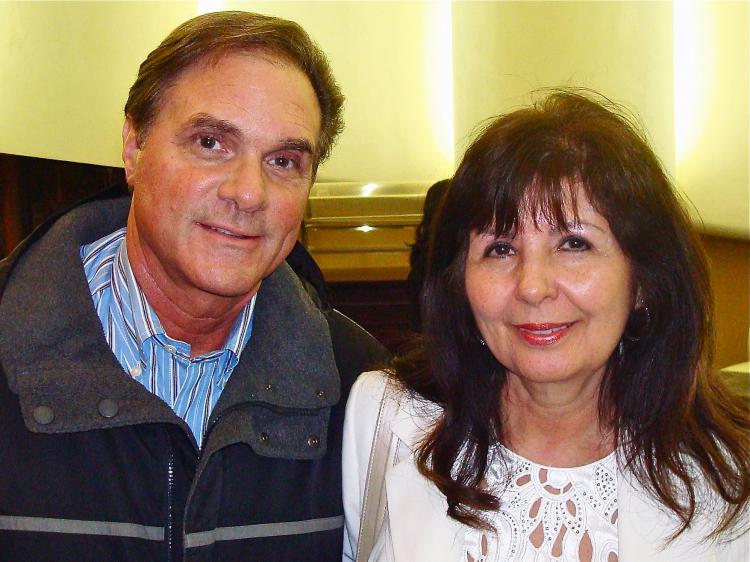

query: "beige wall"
left=0, top=1, right=747, bottom=235
left=452, top=2, right=675, bottom=170
left=237, top=1, right=456, bottom=183
left=0, top=1, right=455, bottom=183
left=0, top=2, right=195, bottom=167
left=674, top=1, right=749, bottom=239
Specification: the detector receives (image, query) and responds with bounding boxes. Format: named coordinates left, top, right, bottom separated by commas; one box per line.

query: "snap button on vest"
left=259, top=432, right=269, bottom=443
left=33, top=405, right=54, bottom=425
left=98, top=399, right=119, bottom=418
left=307, top=435, right=320, bottom=448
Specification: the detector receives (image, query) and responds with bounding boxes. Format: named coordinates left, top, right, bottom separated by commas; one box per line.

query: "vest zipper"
left=167, top=449, right=175, bottom=562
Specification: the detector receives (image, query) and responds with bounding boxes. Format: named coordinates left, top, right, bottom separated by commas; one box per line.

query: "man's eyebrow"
left=278, top=138, right=315, bottom=156
left=183, top=113, right=243, bottom=138
left=181, top=115, right=315, bottom=156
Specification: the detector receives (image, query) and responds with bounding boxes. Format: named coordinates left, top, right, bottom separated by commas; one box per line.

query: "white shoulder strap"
left=355, top=377, right=398, bottom=562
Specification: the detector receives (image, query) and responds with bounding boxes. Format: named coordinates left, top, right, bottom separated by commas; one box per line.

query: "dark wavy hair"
left=124, top=11, right=344, bottom=170
left=393, top=90, right=750, bottom=539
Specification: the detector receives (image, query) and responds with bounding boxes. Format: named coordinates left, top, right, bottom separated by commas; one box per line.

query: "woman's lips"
left=514, top=322, right=574, bottom=346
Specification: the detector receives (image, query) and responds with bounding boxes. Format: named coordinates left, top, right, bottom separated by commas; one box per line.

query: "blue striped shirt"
left=80, top=228, right=255, bottom=446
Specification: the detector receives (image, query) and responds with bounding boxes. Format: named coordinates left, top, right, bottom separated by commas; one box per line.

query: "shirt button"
left=130, top=364, right=142, bottom=377
left=33, top=405, right=55, bottom=425
left=164, top=344, right=177, bottom=354
left=307, top=435, right=320, bottom=448
left=98, top=399, right=119, bottom=419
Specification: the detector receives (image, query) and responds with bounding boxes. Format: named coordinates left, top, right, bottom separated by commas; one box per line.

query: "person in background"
left=0, top=11, right=387, bottom=561
left=406, top=179, right=450, bottom=332
left=343, top=91, right=749, bottom=561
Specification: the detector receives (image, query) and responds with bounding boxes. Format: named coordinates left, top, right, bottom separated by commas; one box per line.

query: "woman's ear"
left=633, top=285, right=644, bottom=310
left=122, top=118, right=139, bottom=187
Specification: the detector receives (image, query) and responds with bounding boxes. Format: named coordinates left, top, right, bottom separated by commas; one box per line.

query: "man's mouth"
left=200, top=223, right=253, bottom=239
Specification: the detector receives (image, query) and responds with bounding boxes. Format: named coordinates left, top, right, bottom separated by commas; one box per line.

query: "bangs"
left=463, top=122, right=589, bottom=238
left=443, top=90, right=645, bottom=273
left=486, top=174, right=584, bottom=238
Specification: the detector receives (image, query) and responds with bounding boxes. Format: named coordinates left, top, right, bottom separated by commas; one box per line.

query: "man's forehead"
left=165, top=51, right=299, bottom=96
left=200, top=46, right=300, bottom=73
left=150, top=50, right=321, bottom=145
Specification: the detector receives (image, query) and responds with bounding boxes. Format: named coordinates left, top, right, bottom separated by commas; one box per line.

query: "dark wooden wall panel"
left=328, top=281, right=414, bottom=355
left=0, top=153, right=125, bottom=257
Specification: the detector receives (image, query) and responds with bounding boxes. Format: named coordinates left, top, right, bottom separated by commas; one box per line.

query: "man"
left=0, top=11, right=387, bottom=561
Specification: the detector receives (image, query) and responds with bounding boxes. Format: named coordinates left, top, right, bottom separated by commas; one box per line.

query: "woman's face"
left=465, top=187, right=634, bottom=389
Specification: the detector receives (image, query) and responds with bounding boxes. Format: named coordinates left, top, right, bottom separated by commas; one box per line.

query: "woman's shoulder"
left=347, top=370, right=442, bottom=449
left=347, top=371, right=394, bottom=425
left=618, top=452, right=749, bottom=558
left=350, top=370, right=391, bottom=401
left=344, top=371, right=394, bottom=445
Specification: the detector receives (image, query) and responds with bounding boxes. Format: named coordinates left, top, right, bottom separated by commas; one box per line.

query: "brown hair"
left=124, top=11, right=344, bottom=168
left=393, top=89, right=750, bottom=539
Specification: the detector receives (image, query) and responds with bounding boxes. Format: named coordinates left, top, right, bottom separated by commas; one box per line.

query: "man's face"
left=122, top=51, right=321, bottom=309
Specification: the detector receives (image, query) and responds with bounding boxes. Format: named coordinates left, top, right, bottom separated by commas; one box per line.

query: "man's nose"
left=217, top=158, right=268, bottom=212
left=515, top=254, right=558, bottom=306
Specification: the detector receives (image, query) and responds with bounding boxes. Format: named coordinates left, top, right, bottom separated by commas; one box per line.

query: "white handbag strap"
left=355, top=378, right=397, bottom=562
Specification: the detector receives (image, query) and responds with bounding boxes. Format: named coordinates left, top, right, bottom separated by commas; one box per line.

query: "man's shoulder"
left=276, top=242, right=390, bottom=391
left=324, top=308, right=390, bottom=389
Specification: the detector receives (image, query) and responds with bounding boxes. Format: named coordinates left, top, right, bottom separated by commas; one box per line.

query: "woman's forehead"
left=477, top=183, right=611, bottom=235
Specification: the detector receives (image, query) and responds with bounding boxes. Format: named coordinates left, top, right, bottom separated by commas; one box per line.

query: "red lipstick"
left=514, top=323, right=573, bottom=346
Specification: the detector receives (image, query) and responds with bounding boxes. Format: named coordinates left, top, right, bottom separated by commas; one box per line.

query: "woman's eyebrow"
left=558, top=220, right=606, bottom=233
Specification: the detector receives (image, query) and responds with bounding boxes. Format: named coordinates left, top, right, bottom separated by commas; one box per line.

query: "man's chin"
left=188, top=252, right=289, bottom=300
left=191, top=272, right=263, bottom=302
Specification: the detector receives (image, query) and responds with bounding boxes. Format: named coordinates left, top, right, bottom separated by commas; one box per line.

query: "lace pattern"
left=464, top=446, right=618, bottom=562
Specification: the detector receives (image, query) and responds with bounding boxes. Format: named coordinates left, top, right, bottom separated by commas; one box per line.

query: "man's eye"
left=198, top=136, right=219, bottom=150
left=271, top=156, right=297, bottom=169
left=560, top=236, right=591, bottom=251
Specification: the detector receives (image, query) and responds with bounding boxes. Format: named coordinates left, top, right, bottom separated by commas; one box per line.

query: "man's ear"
left=122, top=118, right=140, bottom=186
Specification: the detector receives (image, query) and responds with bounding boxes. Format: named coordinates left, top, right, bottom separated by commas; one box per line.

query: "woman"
left=342, top=91, right=749, bottom=562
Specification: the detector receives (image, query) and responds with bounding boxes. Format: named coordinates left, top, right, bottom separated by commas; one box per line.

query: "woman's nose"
left=515, top=255, right=558, bottom=305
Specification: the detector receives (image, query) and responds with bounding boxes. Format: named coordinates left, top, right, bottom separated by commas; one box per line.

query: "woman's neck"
left=500, top=376, right=615, bottom=468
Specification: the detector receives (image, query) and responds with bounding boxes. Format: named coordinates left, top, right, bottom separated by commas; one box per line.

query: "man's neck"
left=125, top=233, right=256, bottom=358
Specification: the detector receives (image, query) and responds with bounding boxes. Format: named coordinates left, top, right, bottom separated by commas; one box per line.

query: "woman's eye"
left=485, top=242, right=515, bottom=258
left=560, top=236, right=591, bottom=251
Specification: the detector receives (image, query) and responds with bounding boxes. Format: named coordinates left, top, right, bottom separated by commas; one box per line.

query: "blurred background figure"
left=406, top=178, right=450, bottom=332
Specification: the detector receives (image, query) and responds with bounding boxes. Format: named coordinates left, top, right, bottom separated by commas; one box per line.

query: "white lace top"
left=463, top=446, right=619, bottom=562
